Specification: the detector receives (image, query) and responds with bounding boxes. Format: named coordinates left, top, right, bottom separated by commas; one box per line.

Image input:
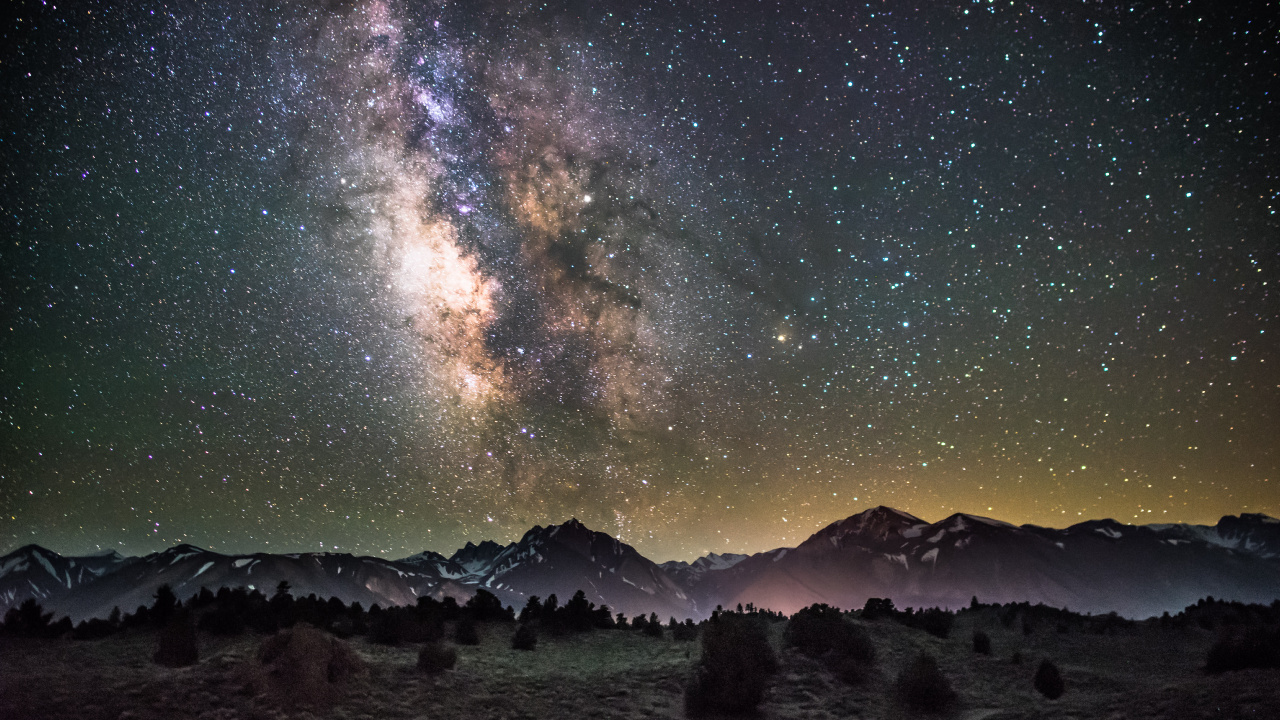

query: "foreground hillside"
left=2, top=603, right=1277, bottom=719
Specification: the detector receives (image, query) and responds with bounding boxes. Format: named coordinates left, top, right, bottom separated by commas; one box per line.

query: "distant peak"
left=160, top=543, right=208, bottom=555
left=852, top=506, right=926, bottom=524
left=3, top=543, right=56, bottom=559
left=1226, top=513, right=1279, bottom=525
left=84, top=548, right=123, bottom=558
left=806, top=506, right=928, bottom=547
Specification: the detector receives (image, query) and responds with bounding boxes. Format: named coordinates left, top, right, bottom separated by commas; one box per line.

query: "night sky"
left=2, top=0, right=1276, bottom=561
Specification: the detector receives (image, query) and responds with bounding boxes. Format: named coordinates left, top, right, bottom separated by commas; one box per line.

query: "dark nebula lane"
left=1, top=0, right=1276, bottom=561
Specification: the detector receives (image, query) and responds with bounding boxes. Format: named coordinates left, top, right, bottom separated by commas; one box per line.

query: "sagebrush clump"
left=512, top=623, right=537, bottom=651
left=417, top=641, right=458, bottom=674
left=454, top=617, right=480, bottom=645
left=894, top=652, right=957, bottom=713
left=785, top=603, right=876, bottom=683
left=1034, top=659, right=1065, bottom=699
left=972, top=630, right=991, bottom=655
left=254, top=625, right=365, bottom=708
left=684, top=612, right=778, bottom=717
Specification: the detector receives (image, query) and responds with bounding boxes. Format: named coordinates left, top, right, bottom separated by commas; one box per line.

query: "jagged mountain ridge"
left=0, top=545, right=129, bottom=612
left=3, top=509, right=1278, bottom=622
left=681, top=507, right=1280, bottom=618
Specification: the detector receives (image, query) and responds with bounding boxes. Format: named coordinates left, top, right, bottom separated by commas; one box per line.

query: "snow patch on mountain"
left=34, top=550, right=58, bottom=579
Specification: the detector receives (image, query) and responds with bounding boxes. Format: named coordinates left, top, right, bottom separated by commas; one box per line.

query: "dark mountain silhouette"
left=439, top=519, right=697, bottom=619
left=3, top=509, right=1278, bottom=622
left=0, top=545, right=129, bottom=611
left=682, top=507, right=1280, bottom=617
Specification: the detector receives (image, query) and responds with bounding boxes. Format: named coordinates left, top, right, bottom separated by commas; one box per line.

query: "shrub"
left=972, top=630, right=991, bottom=655
left=72, top=617, right=117, bottom=640
left=825, top=628, right=877, bottom=684
left=465, top=589, right=514, bottom=623
left=785, top=604, right=846, bottom=656
left=785, top=604, right=876, bottom=683
left=512, top=623, right=537, bottom=651
left=255, top=626, right=365, bottom=707
left=154, top=614, right=199, bottom=667
left=916, top=608, right=954, bottom=639
left=454, top=617, right=480, bottom=645
left=683, top=613, right=778, bottom=716
left=418, top=641, right=458, bottom=673
left=672, top=619, right=699, bottom=642
left=1034, top=659, right=1065, bottom=699
left=1205, top=627, right=1280, bottom=673
left=894, top=653, right=957, bottom=714
left=862, top=597, right=896, bottom=620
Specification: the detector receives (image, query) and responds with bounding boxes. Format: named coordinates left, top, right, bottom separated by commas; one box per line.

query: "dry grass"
left=1, top=612, right=1278, bottom=719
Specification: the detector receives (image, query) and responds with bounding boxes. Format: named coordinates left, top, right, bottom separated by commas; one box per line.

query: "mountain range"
left=3, top=507, right=1278, bottom=623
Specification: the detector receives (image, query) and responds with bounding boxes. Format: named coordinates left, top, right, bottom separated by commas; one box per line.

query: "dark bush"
left=785, top=604, right=876, bottom=683
left=1010, top=651, right=1024, bottom=665
left=255, top=626, right=365, bottom=707
left=683, top=613, right=778, bottom=717
left=513, top=623, right=537, bottom=651
left=862, top=597, right=896, bottom=620
left=1033, top=659, right=1065, bottom=699
left=72, top=617, right=117, bottom=640
left=1205, top=627, right=1280, bottom=673
left=785, top=604, right=846, bottom=656
left=465, top=589, right=514, bottom=623
left=825, top=628, right=877, bottom=684
left=894, top=653, right=957, bottom=714
left=154, top=614, right=199, bottom=667
left=417, top=641, right=458, bottom=674
left=916, top=608, right=954, bottom=639
left=972, top=630, right=991, bottom=655
left=454, top=617, right=480, bottom=645
left=672, top=618, right=699, bottom=642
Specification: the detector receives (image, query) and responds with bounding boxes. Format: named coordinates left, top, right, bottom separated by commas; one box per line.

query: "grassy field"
left=1, top=610, right=1277, bottom=719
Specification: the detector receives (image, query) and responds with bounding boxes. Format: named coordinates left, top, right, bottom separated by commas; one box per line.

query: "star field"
left=2, top=0, right=1276, bottom=561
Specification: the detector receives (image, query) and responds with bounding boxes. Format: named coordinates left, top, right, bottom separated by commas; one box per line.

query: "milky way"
left=2, top=0, right=1276, bottom=560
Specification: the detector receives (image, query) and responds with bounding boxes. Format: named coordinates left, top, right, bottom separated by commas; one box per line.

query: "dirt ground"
left=1, top=613, right=1277, bottom=719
